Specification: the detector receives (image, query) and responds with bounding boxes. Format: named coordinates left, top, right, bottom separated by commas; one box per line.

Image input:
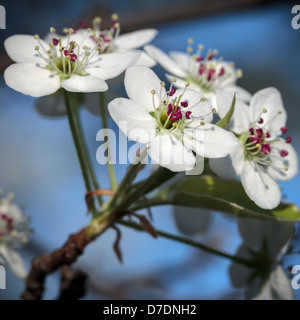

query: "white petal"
left=215, top=61, right=238, bottom=87
left=61, top=75, right=108, bottom=93
left=269, top=266, right=294, bottom=300
left=246, top=277, right=270, bottom=300
left=4, top=35, right=48, bottom=63
left=249, top=87, right=287, bottom=135
left=108, top=98, right=156, bottom=143
left=210, top=143, right=244, bottom=178
left=115, top=29, right=158, bottom=50
left=238, top=218, right=294, bottom=258
left=86, top=51, right=141, bottom=80
left=144, top=45, right=187, bottom=78
left=216, top=89, right=250, bottom=134
left=209, top=155, right=239, bottom=179
left=224, top=85, right=252, bottom=103
left=173, top=206, right=212, bottom=236
left=166, top=74, right=219, bottom=110
left=175, top=88, right=213, bottom=122
left=134, top=51, right=157, bottom=67
left=124, top=65, right=166, bottom=112
left=184, top=124, right=239, bottom=158
left=185, top=154, right=204, bottom=175
left=148, top=134, right=196, bottom=172
left=241, top=161, right=281, bottom=209
left=4, top=63, right=60, bottom=97
left=268, top=139, right=298, bottom=181
left=165, top=74, right=197, bottom=90
left=0, top=245, right=27, bottom=279
left=169, top=52, right=190, bottom=72
left=229, top=245, right=252, bottom=288
left=66, top=30, right=95, bottom=49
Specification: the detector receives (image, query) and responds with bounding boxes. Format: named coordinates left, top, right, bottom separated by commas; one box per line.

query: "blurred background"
left=0, top=0, right=300, bottom=299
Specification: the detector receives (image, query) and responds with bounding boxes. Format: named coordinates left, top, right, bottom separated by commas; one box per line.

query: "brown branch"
left=58, top=265, right=87, bottom=300
left=21, top=214, right=117, bottom=300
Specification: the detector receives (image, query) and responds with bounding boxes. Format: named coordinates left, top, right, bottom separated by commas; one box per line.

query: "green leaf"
left=173, top=175, right=300, bottom=222
left=216, top=93, right=236, bottom=129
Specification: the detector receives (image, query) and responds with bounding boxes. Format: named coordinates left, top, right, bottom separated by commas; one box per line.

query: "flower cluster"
left=3, top=18, right=298, bottom=209
left=2, top=13, right=299, bottom=299
left=0, top=194, right=30, bottom=279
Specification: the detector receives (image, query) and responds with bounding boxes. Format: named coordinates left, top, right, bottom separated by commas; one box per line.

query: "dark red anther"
left=52, top=38, right=59, bottom=46
left=285, top=136, right=292, bottom=143
left=180, top=101, right=188, bottom=108
left=169, top=88, right=176, bottom=96
left=258, top=118, right=264, bottom=124
left=185, top=111, right=192, bottom=119
left=280, top=150, right=289, bottom=157
left=281, top=127, right=288, bottom=134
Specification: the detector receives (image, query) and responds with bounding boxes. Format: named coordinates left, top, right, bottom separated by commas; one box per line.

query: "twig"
left=21, top=213, right=117, bottom=300
left=58, top=265, right=87, bottom=300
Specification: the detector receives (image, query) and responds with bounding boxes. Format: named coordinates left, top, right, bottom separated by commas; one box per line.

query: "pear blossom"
left=108, top=65, right=239, bottom=172
left=4, top=26, right=141, bottom=97
left=0, top=194, right=30, bottom=279
left=229, top=218, right=294, bottom=300
left=210, top=88, right=298, bottom=209
left=77, top=15, right=158, bottom=67
left=145, top=42, right=251, bottom=109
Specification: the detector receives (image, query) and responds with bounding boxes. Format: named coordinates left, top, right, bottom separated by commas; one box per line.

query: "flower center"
left=88, top=14, right=120, bottom=54
left=0, top=196, right=30, bottom=246
left=185, top=38, right=242, bottom=93
left=34, top=27, right=101, bottom=80
left=242, top=108, right=292, bottom=171
left=150, top=79, right=212, bottom=135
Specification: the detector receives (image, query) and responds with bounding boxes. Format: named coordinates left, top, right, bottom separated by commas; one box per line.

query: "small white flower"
left=108, top=65, right=239, bottom=172
left=0, top=194, right=30, bottom=279
left=72, top=15, right=158, bottom=67
left=145, top=42, right=251, bottom=108
left=210, top=88, right=298, bottom=209
left=4, top=26, right=141, bottom=97
left=229, top=218, right=294, bottom=300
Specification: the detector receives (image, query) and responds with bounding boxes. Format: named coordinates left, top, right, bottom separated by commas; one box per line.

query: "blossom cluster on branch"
left=2, top=14, right=299, bottom=300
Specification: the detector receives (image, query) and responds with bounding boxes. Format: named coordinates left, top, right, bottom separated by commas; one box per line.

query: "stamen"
left=281, top=126, right=288, bottom=134
left=236, top=69, right=243, bottom=78
left=285, top=136, right=292, bottom=143
left=280, top=150, right=289, bottom=157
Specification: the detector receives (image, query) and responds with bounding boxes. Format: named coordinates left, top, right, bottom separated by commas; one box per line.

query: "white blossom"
left=0, top=194, right=30, bottom=279
left=210, top=88, right=298, bottom=209
left=108, top=65, right=239, bottom=172
left=145, top=42, right=251, bottom=109
left=4, top=26, right=141, bottom=97
left=229, top=218, right=294, bottom=300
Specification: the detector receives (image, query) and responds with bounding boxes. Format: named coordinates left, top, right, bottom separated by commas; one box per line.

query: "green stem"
left=99, top=92, right=117, bottom=191
left=130, top=198, right=172, bottom=211
left=108, top=162, right=144, bottom=209
left=113, top=166, right=177, bottom=214
left=73, top=99, right=104, bottom=207
left=63, top=90, right=96, bottom=215
left=119, top=220, right=255, bottom=268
